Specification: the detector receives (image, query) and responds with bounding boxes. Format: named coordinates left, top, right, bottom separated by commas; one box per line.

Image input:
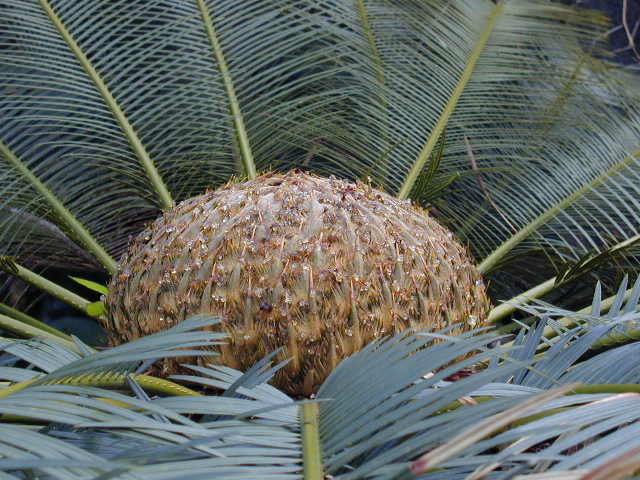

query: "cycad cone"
left=105, top=172, right=490, bottom=394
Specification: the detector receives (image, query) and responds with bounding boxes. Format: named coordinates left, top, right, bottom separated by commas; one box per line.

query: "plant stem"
left=0, top=257, right=98, bottom=320
left=492, top=279, right=636, bottom=342
left=39, top=0, right=174, bottom=210
left=488, top=278, right=556, bottom=324
left=0, top=317, right=78, bottom=352
left=302, top=402, right=323, bottom=480
left=0, top=302, right=70, bottom=340
left=134, top=374, right=201, bottom=396
left=0, top=373, right=200, bottom=398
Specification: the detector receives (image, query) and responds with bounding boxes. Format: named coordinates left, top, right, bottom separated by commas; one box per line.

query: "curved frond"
left=2, top=323, right=640, bottom=478
left=254, top=0, right=640, bottom=296
left=0, top=0, right=352, bottom=265
left=0, top=141, right=117, bottom=272
left=3, top=2, right=640, bottom=477
left=3, top=0, right=640, bottom=298
left=196, top=0, right=255, bottom=179
left=38, top=0, right=174, bottom=210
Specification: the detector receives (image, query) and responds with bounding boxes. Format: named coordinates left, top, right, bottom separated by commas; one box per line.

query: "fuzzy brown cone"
left=105, top=172, right=491, bottom=395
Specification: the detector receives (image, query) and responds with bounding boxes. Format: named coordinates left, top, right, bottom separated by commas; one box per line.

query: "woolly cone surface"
left=105, top=172, right=490, bottom=395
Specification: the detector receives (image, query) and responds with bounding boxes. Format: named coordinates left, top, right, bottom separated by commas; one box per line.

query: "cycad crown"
left=2, top=0, right=640, bottom=395
left=106, top=171, right=490, bottom=394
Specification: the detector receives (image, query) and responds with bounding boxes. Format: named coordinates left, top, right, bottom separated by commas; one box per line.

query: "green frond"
left=0, top=141, right=117, bottom=272
left=0, top=314, right=76, bottom=351
left=477, top=145, right=640, bottom=275
left=38, top=0, right=174, bottom=210
left=2, top=1, right=640, bottom=477
left=0, top=256, right=95, bottom=317
left=1, top=0, right=354, bottom=264
left=196, top=0, right=256, bottom=179
left=396, top=1, right=504, bottom=200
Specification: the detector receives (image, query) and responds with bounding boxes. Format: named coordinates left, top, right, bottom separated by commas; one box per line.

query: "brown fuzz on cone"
left=105, top=171, right=491, bottom=395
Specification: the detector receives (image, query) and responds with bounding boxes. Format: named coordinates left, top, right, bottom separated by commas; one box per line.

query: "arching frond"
left=3, top=323, right=640, bottom=479
left=0, top=0, right=357, bottom=267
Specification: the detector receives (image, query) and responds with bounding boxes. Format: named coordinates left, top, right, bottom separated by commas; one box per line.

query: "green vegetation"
left=1, top=0, right=640, bottom=478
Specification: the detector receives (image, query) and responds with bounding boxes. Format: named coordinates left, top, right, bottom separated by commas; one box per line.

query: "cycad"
left=2, top=0, right=640, bottom=478
left=104, top=171, right=490, bottom=394
left=3, top=287, right=640, bottom=479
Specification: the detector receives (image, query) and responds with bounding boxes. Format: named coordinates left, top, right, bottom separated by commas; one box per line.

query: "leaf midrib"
left=197, top=0, right=257, bottom=180
left=0, top=141, right=117, bottom=273
left=39, top=0, right=174, bottom=210
left=478, top=147, right=640, bottom=274
left=397, top=1, right=504, bottom=200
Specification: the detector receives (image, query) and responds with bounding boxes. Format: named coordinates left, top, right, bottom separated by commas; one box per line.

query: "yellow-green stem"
left=197, top=0, right=256, bottom=179
left=0, top=258, right=98, bottom=320
left=488, top=278, right=556, bottom=324
left=397, top=3, right=503, bottom=199
left=39, top=0, right=174, bottom=210
left=0, top=316, right=78, bottom=352
left=0, top=373, right=200, bottom=398
left=302, top=402, right=323, bottom=480
left=0, top=302, right=70, bottom=340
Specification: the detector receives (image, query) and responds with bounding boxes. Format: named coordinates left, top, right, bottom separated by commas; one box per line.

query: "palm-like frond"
left=464, top=62, right=640, bottom=274
left=4, top=1, right=640, bottom=478
left=0, top=0, right=358, bottom=269
left=3, top=321, right=640, bottom=479
left=2, top=0, right=640, bottom=290
left=302, top=1, right=640, bottom=279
